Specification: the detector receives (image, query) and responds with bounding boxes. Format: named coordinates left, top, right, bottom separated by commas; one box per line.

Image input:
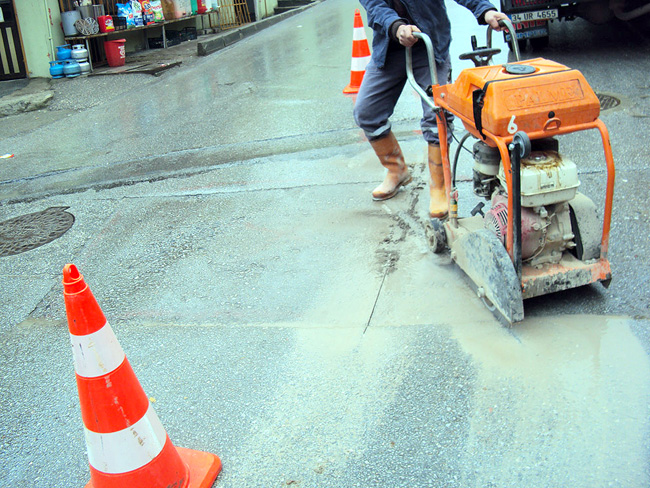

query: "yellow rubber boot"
left=370, top=132, right=412, bottom=201
left=428, top=144, right=448, bottom=219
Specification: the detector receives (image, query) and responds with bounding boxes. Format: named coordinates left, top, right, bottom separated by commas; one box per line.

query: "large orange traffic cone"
left=343, top=9, right=371, bottom=94
left=62, top=264, right=222, bottom=488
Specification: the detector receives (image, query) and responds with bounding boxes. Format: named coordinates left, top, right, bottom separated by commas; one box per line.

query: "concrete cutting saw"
left=406, top=20, right=615, bottom=325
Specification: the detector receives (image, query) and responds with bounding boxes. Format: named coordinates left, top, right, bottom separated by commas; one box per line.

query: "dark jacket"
left=360, top=0, right=497, bottom=67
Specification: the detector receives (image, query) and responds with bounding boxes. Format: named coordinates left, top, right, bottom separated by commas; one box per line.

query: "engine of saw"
left=474, top=139, right=599, bottom=268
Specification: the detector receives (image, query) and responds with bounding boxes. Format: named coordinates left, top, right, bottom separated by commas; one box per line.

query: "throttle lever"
left=470, top=202, right=486, bottom=217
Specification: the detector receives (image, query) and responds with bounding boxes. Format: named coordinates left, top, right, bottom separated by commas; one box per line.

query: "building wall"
left=14, top=0, right=65, bottom=78
left=254, top=0, right=279, bottom=19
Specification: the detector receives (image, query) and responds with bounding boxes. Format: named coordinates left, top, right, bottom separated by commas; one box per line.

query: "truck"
left=500, top=0, right=650, bottom=49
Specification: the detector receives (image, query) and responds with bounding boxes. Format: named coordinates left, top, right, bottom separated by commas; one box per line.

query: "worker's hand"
left=484, top=10, right=509, bottom=31
left=396, top=24, right=421, bottom=47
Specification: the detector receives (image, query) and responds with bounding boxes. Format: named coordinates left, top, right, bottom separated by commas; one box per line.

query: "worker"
left=354, top=1, right=508, bottom=218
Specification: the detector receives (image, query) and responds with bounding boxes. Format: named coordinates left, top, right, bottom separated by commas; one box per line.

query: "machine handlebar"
left=487, top=17, right=520, bottom=62
left=405, top=19, right=520, bottom=110
left=405, top=32, right=438, bottom=111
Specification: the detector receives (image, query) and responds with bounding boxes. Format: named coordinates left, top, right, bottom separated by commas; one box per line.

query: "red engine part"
left=484, top=194, right=544, bottom=259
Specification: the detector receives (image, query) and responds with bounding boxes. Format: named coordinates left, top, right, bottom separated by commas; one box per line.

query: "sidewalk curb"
left=0, top=79, right=53, bottom=118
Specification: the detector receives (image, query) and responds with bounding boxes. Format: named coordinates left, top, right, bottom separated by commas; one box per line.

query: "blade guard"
left=450, top=228, right=524, bottom=325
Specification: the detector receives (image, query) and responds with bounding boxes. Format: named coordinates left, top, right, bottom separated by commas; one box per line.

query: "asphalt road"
left=1, top=1, right=649, bottom=487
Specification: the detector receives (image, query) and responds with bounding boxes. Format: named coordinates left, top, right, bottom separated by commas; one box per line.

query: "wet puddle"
left=452, top=314, right=650, bottom=485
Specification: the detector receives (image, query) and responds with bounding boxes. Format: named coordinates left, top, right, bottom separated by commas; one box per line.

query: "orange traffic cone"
left=62, top=264, right=222, bottom=488
left=343, top=9, right=371, bottom=94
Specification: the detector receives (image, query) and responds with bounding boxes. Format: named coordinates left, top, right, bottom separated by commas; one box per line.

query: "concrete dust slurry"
left=453, top=315, right=650, bottom=487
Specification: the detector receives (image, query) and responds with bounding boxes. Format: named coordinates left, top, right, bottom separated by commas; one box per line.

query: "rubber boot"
left=370, top=132, right=412, bottom=201
left=428, top=144, right=448, bottom=219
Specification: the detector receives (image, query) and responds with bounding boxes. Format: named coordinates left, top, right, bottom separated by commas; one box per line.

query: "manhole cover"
left=597, top=93, right=621, bottom=111
left=0, top=207, right=75, bottom=258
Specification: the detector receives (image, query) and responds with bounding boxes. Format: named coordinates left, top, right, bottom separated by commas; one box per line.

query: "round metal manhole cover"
left=596, top=93, right=621, bottom=111
left=0, top=207, right=75, bottom=258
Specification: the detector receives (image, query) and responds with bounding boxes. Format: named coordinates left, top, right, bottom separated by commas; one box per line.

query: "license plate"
left=510, top=9, right=558, bottom=22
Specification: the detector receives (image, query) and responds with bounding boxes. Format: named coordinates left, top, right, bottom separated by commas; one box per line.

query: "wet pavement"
left=0, top=3, right=312, bottom=117
left=1, top=0, right=649, bottom=487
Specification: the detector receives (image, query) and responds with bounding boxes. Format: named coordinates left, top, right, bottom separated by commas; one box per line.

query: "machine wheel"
left=425, top=218, right=447, bottom=254
left=530, top=35, right=550, bottom=50
left=512, top=131, right=532, bottom=159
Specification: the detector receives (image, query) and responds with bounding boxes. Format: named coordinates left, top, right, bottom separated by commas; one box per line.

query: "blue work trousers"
left=353, top=42, right=453, bottom=145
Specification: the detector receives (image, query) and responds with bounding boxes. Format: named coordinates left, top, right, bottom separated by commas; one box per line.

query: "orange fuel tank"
left=433, top=58, right=601, bottom=139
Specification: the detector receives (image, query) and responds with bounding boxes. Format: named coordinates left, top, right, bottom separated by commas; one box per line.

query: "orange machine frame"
left=430, top=60, right=615, bottom=297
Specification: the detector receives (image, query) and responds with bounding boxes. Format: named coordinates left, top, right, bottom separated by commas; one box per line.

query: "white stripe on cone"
left=353, top=27, right=367, bottom=41
left=351, top=56, right=371, bottom=72
left=69, top=322, right=126, bottom=378
left=84, top=403, right=168, bottom=474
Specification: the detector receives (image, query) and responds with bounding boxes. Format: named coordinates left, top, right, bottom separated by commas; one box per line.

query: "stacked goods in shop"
left=151, top=1, right=165, bottom=20
left=130, top=0, right=145, bottom=25
left=97, top=15, right=116, bottom=32
left=141, top=1, right=155, bottom=24
left=116, top=3, right=137, bottom=27
left=116, top=1, right=167, bottom=28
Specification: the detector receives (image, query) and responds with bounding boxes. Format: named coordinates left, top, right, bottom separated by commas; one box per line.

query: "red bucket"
left=104, top=39, right=126, bottom=67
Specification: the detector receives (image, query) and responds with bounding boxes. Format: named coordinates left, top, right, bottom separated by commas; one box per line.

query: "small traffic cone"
left=62, top=264, right=222, bottom=488
left=343, top=9, right=371, bottom=94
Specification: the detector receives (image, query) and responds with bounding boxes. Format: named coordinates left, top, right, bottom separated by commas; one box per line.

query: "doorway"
left=0, top=0, right=26, bottom=80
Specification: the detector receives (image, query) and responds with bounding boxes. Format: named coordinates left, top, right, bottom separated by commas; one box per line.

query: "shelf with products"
left=63, top=12, right=218, bottom=70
